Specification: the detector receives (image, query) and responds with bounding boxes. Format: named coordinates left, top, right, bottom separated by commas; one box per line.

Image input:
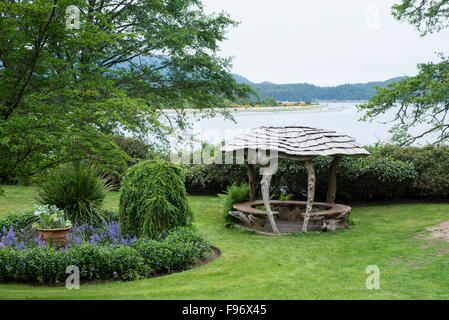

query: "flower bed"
left=0, top=220, right=211, bottom=283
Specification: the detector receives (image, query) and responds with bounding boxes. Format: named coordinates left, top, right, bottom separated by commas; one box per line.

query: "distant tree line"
left=232, top=75, right=405, bottom=102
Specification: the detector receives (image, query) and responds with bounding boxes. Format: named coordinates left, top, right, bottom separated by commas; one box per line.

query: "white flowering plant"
left=32, top=205, right=72, bottom=229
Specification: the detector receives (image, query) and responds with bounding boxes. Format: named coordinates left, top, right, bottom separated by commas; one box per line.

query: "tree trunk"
left=326, top=156, right=341, bottom=204
left=261, top=174, right=279, bottom=234
left=247, top=164, right=257, bottom=201
left=303, top=160, right=316, bottom=232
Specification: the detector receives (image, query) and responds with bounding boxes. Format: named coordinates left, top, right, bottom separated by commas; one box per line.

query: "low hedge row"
left=0, top=227, right=210, bottom=283
left=184, top=145, right=449, bottom=201
left=0, top=210, right=119, bottom=232
left=0, top=211, right=36, bottom=230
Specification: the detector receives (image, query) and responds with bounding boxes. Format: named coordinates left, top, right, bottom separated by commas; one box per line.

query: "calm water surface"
left=188, top=102, right=393, bottom=146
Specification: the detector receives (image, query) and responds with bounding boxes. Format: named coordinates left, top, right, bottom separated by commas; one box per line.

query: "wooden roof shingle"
left=220, top=126, right=370, bottom=158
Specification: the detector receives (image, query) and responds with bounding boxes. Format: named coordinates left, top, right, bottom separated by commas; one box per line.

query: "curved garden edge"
left=148, top=246, right=221, bottom=282
left=0, top=246, right=221, bottom=287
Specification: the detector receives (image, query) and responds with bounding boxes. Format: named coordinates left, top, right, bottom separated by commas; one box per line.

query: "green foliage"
left=184, top=145, right=449, bottom=201
left=32, top=205, right=72, bottom=229
left=279, top=193, right=293, bottom=201
left=35, top=163, right=111, bottom=226
left=113, top=136, right=149, bottom=165
left=371, top=144, right=449, bottom=197
left=218, top=183, right=250, bottom=226
left=272, top=155, right=416, bottom=201
left=184, top=163, right=247, bottom=194
left=237, top=77, right=403, bottom=102
left=359, top=1, right=449, bottom=144
left=392, top=0, right=449, bottom=36
left=0, top=187, right=3, bottom=198
left=119, top=160, right=193, bottom=238
left=0, top=0, right=252, bottom=184
left=106, top=136, right=150, bottom=190
left=0, top=211, right=36, bottom=231
left=0, top=227, right=210, bottom=283
left=230, top=96, right=279, bottom=107
left=359, top=57, right=449, bottom=145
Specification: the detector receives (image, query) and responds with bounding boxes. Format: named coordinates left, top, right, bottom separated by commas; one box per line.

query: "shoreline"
left=161, top=103, right=354, bottom=114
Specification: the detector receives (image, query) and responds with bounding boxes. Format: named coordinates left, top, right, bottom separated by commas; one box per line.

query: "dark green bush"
left=218, top=183, right=250, bottom=226
left=106, top=136, right=151, bottom=190
left=184, top=164, right=247, bottom=194
left=119, top=160, right=193, bottom=238
left=372, top=144, right=449, bottom=198
left=0, top=211, right=36, bottom=231
left=35, top=163, right=112, bottom=226
left=184, top=145, right=428, bottom=201
left=0, top=227, right=210, bottom=283
left=113, top=135, right=149, bottom=163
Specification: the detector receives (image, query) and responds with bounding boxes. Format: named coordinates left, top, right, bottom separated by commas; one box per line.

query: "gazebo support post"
left=247, top=164, right=257, bottom=201
left=303, top=160, right=316, bottom=232
left=326, top=156, right=342, bottom=204
left=261, top=174, right=279, bottom=234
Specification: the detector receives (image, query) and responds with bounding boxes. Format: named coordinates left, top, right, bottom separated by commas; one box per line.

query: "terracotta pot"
left=36, top=226, right=72, bottom=247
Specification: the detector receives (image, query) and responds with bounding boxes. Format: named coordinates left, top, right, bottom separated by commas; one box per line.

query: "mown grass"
left=1, top=185, right=449, bottom=299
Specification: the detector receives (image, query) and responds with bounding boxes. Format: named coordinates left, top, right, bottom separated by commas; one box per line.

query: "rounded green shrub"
left=218, top=183, right=250, bottom=227
left=0, top=227, right=210, bottom=283
left=0, top=211, right=36, bottom=230
left=34, top=162, right=111, bottom=226
left=119, top=160, right=193, bottom=238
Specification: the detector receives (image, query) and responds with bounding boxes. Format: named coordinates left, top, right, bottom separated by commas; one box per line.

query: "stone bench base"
left=230, top=200, right=351, bottom=233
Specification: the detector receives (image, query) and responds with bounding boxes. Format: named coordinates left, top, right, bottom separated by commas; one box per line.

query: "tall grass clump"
left=218, top=182, right=250, bottom=227
left=119, top=160, right=193, bottom=238
left=34, top=163, right=111, bottom=226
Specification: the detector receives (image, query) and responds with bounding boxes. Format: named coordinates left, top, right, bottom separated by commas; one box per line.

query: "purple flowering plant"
left=0, top=219, right=136, bottom=250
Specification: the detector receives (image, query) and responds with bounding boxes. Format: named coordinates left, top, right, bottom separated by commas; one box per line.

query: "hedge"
left=0, top=211, right=36, bottom=230
left=183, top=145, right=449, bottom=201
left=0, top=227, right=210, bottom=283
left=0, top=210, right=118, bottom=232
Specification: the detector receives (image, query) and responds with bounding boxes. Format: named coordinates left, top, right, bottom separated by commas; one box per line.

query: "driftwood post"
left=326, top=156, right=341, bottom=204
left=261, top=174, right=279, bottom=234
left=247, top=164, right=257, bottom=201
left=303, top=160, right=316, bottom=232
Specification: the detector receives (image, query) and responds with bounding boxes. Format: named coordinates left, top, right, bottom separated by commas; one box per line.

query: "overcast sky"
left=203, top=0, right=449, bottom=86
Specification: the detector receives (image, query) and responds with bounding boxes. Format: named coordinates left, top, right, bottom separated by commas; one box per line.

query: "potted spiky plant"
left=32, top=205, right=72, bottom=247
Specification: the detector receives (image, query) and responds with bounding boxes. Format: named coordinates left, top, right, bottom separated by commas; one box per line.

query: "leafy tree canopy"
left=392, top=0, right=449, bottom=36
left=0, top=0, right=251, bottom=183
left=358, top=0, right=449, bottom=145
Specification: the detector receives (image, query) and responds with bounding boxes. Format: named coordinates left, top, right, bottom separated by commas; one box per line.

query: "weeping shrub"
left=119, top=160, right=193, bottom=238
left=34, top=163, right=111, bottom=226
left=218, top=182, right=250, bottom=227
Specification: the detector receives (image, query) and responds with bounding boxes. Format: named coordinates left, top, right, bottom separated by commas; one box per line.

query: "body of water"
left=163, top=102, right=436, bottom=151
left=180, top=102, right=392, bottom=147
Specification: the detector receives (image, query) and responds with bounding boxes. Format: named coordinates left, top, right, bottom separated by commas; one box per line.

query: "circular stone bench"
left=231, top=200, right=351, bottom=232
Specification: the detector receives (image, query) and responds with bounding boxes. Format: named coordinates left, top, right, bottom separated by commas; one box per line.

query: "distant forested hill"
left=232, top=74, right=405, bottom=101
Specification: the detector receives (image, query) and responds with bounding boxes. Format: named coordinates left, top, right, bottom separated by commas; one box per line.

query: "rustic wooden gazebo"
left=221, top=126, right=370, bottom=234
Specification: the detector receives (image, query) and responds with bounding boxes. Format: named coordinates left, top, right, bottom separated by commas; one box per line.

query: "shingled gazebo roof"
left=220, top=126, right=370, bottom=158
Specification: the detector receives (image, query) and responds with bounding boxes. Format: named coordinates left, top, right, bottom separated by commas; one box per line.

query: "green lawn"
left=1, top=185, right=449, bottom=299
